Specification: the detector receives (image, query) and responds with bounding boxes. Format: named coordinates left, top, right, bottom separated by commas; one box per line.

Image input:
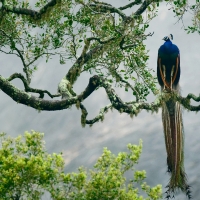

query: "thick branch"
left=1, top=74, right=199, bottom=117
left=2, top=0, right=58, bottom=19
left=66, top=34, right=124, bottom=85
left=66, top=45, right=103, bottom=85
left=0, top=75, right=100, bottom=110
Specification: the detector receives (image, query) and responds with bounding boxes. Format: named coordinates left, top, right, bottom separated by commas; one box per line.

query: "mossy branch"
left=1, top=0, right=58, bottom=20
left=1, top=74, right=199, bottom=123
left=80, top=103, right=112, bottom=127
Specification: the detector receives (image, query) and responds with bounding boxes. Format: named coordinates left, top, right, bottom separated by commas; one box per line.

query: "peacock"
left=157, top=34, right=191, bottom=199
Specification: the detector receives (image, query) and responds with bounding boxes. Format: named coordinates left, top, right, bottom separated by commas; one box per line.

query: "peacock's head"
left=163, top=34, right=173, bottom=41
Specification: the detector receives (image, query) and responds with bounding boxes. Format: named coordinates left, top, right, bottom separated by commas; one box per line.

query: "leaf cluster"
left=0, top=0, right=158, bottom=101
left=166, top=0, right=200, bottom=34
left=0, top=131, right=162, bottom=200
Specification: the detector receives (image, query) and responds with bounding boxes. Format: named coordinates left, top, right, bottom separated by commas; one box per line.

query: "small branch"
left=119, top=36, right=136, bottom=50
left=87, top=36, right=116, bottom=44
left=7, top=73, right=61, bottom=99
left=80, top=103, right=112, bottom=126
left=118, top=0, right=142, bottom=10
left=90, top=0, right=112, bottom=6
left=0, top=29, right=31, bottom=83
left=89, top=3, right=128, bottom=20
left=134, top=0, right=154, bottom=16
left=13, top=47, right=31, bottom=83
left=0, top=49, right=19, bottom=57
left=177, top=93, right=200, bottom=111
left=26, top=52, right=57, bottom=67
left=108, top=66, right=139, bottom=102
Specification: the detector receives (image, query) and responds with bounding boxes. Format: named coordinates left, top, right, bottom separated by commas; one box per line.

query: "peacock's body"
left=157, top=34, right=191, bottom=199
left=157, top=34, right=180, bottom=90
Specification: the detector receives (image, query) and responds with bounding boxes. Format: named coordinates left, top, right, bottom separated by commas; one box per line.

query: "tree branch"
left=89, top=3, right=128, bottom=20
left=118, top=0, right=143, bottom=10
left=1, top=74, right=199, bottom=122
left=65, top=0, right=155, bottom=86
left=2, top=0, right=58, bottom=20
left=177, top=93, right=200, bottom=111
left=134, top=0, right=155, bottom=16
left=0, top=75, right=72, bottom=110
left=107, top=66, right=139, bottom=102
left=7, top=73, right=60, bottom=98
left=80, top=103, right=112, bottom=127
left=0, top=29, right=31, bottom=83
left=186, top=93, right=200, bottom=102
left=66, top=44, right=103, bottom=85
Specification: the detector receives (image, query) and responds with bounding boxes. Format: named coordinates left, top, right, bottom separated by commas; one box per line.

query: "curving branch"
left=1, top=74, right=200, bottom=123
left=1, top=0, right=58, bottom=20
left=177, top=93, right=200, bottom=111
left=7, top=73, right=60, bottom=98
left=80, top=103, right=112, bottom=127
left=186, top=93, right=200, bottom=102
left=0, top=75, right=101, bottom=111
left=119, top=32, right=154, bottom=50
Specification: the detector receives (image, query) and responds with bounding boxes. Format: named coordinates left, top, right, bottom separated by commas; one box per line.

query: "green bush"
left=0, top=131, right=162, bottom=200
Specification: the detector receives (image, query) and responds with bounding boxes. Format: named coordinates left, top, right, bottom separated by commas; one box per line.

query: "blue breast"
left=158, top=40, right=179, bottom=64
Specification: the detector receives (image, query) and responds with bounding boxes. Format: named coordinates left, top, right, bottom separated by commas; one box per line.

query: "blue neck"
left=163, top=40, right=173, bottom=52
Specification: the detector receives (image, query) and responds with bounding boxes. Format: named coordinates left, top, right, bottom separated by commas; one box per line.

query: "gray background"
left=0, top=1, right=200, bottom=199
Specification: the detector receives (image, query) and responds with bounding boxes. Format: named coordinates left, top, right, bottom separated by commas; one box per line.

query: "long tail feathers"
left=162, top=95, right=192, bottom=199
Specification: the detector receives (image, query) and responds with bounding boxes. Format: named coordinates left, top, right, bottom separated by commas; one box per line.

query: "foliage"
left=0, top=0, right=157, bottom=99
left=0, top=131, right=162, bottom=200
left=167, top=0, right=200, bottom=34
left=0, top=0, right=199, bottom=123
